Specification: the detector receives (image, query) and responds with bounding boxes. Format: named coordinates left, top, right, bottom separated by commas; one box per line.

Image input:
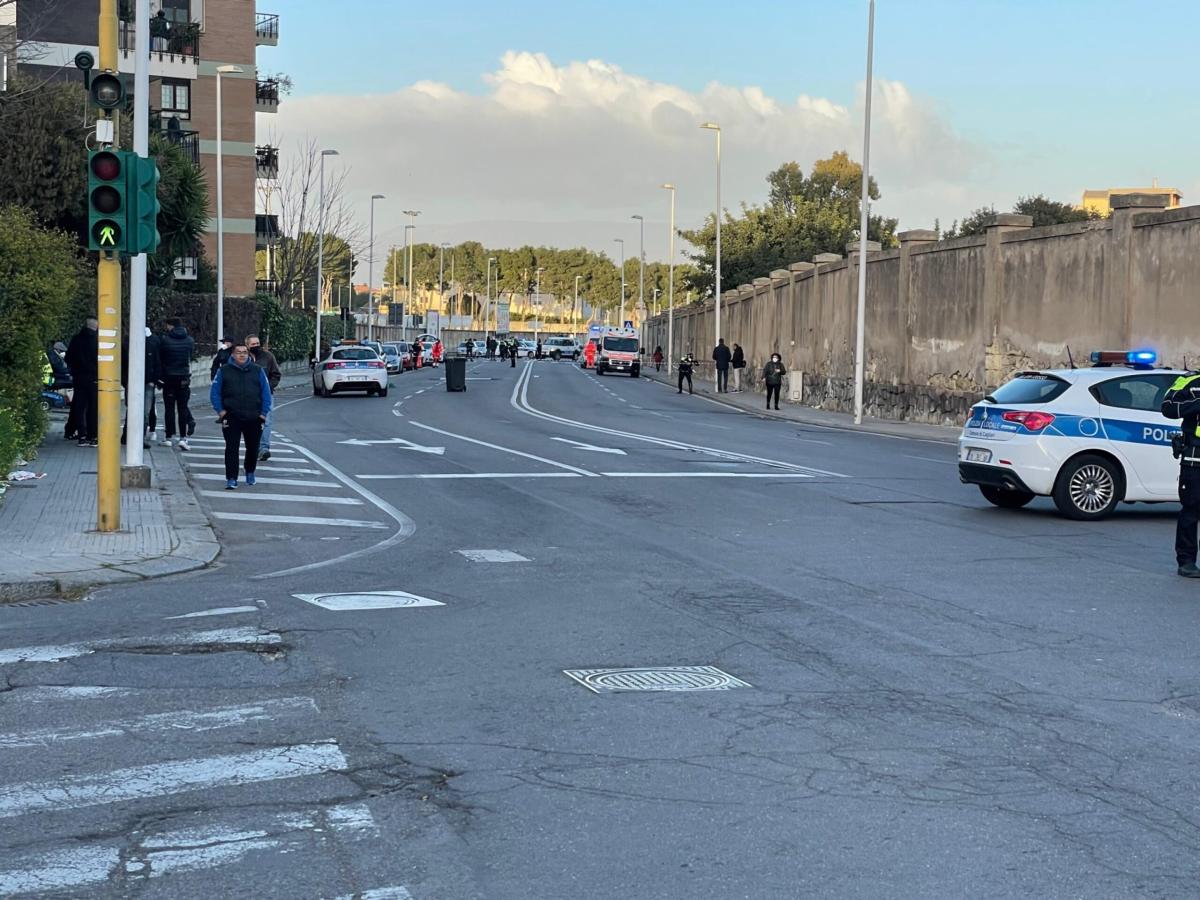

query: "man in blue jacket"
left=210, top=343, right=273, bottom=490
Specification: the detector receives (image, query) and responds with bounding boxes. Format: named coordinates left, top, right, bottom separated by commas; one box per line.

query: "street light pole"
left=535, top=266, right=544, bottom=345
left=367, top=193, right=385, bottom=342
left=487, top=257, right=496, bottom=335
left=574, top=274, right=581, bottom=331
left=854, top=0, right=875, bottom=425
left=701, top=122, right=722, bottom=354
left=631, top=215, right=644, bottom=322
left=315, top=148, right=339, bottom=362
left=215, top=64, right=243, bottom=347
left=661, top=183, right=676, bottom=376
left=402, top=209, right=421, bottom=332
left=613, top=238, right=625, bottom=324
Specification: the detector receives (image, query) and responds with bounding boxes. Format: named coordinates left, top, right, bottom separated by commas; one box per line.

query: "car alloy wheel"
left=1068, top=463, right=1114, bottom=514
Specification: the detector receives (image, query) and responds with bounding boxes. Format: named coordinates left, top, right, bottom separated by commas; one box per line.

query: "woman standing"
left=762, top=353, right=786, bottom=410
left=652, top=346, right=664, bottom=372
left=731, top=343, right=746, bottom=392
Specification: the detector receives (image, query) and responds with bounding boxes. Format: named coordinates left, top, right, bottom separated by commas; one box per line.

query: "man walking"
left=509, top=338, right=518, bottom=368
left=763, top=352, right=786, bottom=410
left=210, top=343, right=272, bottom=490
left=712, top=338, right=732, bottom=392
left=678, top=352, right=695, bottom=394
left=65, top=317, right=99, bottom=447
left=158, top=317, right=195, bottom=450
left=246, top=335, right=281, bottom=461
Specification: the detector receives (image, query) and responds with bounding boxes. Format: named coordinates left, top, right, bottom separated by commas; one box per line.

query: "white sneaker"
left=178, top=439, right=190, bottom=451
left=162, top=438, right=173, bottom=448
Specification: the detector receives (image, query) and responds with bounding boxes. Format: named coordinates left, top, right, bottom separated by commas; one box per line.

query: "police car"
left=312, top=341, right=389, bottom=398
left=958, top=350, right=1185, bottom=520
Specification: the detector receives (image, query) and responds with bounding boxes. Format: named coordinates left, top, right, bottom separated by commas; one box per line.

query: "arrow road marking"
left=550, top=437, right=627, bottom=455
left=337, top=437, right=444, bottom=455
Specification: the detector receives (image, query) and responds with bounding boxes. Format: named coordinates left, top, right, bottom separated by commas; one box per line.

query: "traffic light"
left=127, top=153, right=160, bottom=255
left=87, top=150, right=125, bottom=252
left=89, top=71, right=124, bottom=111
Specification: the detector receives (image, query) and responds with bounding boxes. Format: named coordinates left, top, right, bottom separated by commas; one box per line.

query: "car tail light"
left=1002, top=410, right=1056, bottom=432
left=369, top=360, right=385, bottom=368
left=323, top=362, right=344, bottom=370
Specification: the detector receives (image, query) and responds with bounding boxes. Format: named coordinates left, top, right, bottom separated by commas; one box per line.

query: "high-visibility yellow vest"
left=1168, top=373, right=1200, bottom=437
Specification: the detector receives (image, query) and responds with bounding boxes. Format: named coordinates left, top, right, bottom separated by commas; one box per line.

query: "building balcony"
left=160, top=124, right=199, bottom=165
left=118, top=19, right=200, bottom=80
left=174, top=255, right=198, bottom=282
left=255, top=13, right=279, bottom=46
left=255, top=279, right=277, bottom=296
left=255, top=214, right=279, bottom=251
left=255, top=77, right=279, bottom=113
left=255, top=145, right=279, bottom=180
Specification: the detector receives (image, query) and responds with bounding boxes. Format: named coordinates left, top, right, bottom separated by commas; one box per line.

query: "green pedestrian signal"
left=87, top=150, right=126, bottom=253
left=127, top=154, right=161, bottom=255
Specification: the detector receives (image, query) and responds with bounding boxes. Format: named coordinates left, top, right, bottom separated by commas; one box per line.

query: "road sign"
left=624, top=320, right=633, bottom=329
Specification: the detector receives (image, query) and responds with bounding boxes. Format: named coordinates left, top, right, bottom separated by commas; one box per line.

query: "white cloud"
left=273, top=51, right=982, bottom=261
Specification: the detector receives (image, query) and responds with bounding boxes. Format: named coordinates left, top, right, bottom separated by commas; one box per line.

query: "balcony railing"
left=255, top=145, right=279, bottom=180
left=256, top=279, right=278, bottom=296
left=162, top=125, right=199, bottom=165
left=255, top=78, right=279, bottom=113
left=255, top=13, right=279, bottom=45
left=256, top=214, right=279, bottom=251
left=119, top=18, right=200, bottom=62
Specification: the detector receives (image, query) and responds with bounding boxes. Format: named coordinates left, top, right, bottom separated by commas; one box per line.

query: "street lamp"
left=402, top=209, right=421, bottom=331
left=535, top=266, right=544, bottom=345
left=403, top=224, right=414, bottom=331
left=215, top=64, right=243, bottom=346
left=367, top=193, right=385, bottom=341
left=574, top=274, right=582, bottom=331
left=661, top=182, right=676, bottom=375
left=853, top=0, right=876, bottom=426
left=315, top=148, right=339, bottom=362
left=486, top=256, right=497, bottom=334
left=439, top=242, right=450, bottom=337
left=631, top=214, right=645, bottom=322
left=613, top=238, right=625, bottom=324
left=700, top=121, right=722, bottom=354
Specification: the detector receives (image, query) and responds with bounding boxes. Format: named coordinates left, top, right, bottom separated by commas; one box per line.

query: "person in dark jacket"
left=210, top=344, right=272, bottom=490
left=246, top=335, right=282, bottom=461
left=121, top=327, right=162, bottom=447
left=158, top=318, right=195, bottom=449
left=677, top=352, right=695, bottom=394
left=763, top=352, right=786, bottom=410
left=712, top=338, right=732, bottom=392
left=652, top=346, right=663, bottom=372
left=731, top=343, right=746, bottom=392
left=210, top=338, right=233, bottom=381
left=65, top=317, right=99, bottom=446
left=1162, top=372, right=1200, bottom=577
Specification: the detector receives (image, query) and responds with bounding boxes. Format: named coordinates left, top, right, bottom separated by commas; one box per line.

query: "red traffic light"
left=90, top=151, right=122, bottom=182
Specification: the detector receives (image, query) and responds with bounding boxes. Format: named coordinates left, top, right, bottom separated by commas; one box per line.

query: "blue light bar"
left=1128, top=350, right=1157, bottom=364
left=1090, top=350, right=1157, bottom=366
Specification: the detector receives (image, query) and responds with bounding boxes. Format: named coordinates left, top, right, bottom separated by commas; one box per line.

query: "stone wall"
left=645, top=195, right=1200, bottom=424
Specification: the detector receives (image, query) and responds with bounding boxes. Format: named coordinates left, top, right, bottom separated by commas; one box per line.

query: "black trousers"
left=162, top=375, right=191, bottom=439
left=1177, top=465, right=1200, bottom=565
left=510, top=353, right=516, bottom=368
left=73, top=377, right=98, bottom=440
left=716, top=367, right=728, bottom=392
left=222, top=415, right=263, bottom=481
left=678, top=371, right=692, bottom=393
left=766, top=384, right=781, bottom=408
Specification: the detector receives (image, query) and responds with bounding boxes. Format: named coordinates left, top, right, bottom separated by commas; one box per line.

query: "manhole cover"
left=564, top=666, right=751, bottom=694
left=292, top=591, right=444, bottom=611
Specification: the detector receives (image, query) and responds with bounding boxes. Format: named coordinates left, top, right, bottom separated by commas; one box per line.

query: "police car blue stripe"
left=968, top=405, right=1181, bottom=446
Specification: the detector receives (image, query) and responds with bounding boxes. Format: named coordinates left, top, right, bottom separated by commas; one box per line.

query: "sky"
left=262, top=0, right=1200, bottom=271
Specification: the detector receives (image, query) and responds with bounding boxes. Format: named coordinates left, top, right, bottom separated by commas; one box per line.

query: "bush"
left=257, top=294, right=350, bottom=362
left=0, top=206, right=79, bottom=474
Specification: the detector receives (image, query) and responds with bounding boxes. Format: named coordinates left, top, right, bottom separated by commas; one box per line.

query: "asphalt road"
left=1, top=358, right=1198, bottom=898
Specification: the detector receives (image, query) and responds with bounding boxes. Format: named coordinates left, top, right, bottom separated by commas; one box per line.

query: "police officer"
left=1162, top=371, right=1200, bottom=577
left=677, top=351, right=695, bottom=394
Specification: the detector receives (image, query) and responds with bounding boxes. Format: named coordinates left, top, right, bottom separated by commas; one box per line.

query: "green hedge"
left=0, top=207, right=78, bottom=475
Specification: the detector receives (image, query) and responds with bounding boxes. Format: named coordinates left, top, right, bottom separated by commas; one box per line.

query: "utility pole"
left=96, top=0, right=122, bottom=531
left=124, top=0, right=149, bottom=480
left=853, top=0, right=876, bottom=425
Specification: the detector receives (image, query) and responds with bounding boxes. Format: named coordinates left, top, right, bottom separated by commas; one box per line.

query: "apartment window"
left=160, top=79, right=190, bottom=118
left=160, top=0, right=191, bottom=25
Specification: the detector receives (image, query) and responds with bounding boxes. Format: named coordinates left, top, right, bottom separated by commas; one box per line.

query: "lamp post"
left=853, top=0, right=876, bottom=425
left=631, top=214, right=644, bottom=322
left=574, top=274, right=582, bottom=331
left=402, top=209, right=420, bottom=332
left=486, top=257, right=497, bottom=335
left=652, top=288, right=662, bottom=316
left=439, top=242, right=450, bottom=338
left=661, top=182, right=676, bottom=375
left=215, top=64, right=243, bottom=347
left=613, top=238, right=625, bottom=324
left=314, top=148, right=339, bottom=362
left=402, top=224, right=414, bottom=333
left=367, top=193, right=385, bottom=342
left=700, top=122, right=722, bottom=355
left=535, top=266, right=544, bottom=344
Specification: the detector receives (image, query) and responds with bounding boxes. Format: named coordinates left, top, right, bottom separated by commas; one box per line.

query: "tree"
left=942, top=206, right=995, bottom=239
left=149, top=133, right=210, bottom=289
left=766, top=161, right=805, bottom=214
left=1013, top=194, right=1097, bottom=227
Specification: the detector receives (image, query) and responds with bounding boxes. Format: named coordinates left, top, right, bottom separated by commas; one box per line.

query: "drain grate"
left=564, top=666, right=751, bottom=694
left=293, top=591, right=444, bottom=611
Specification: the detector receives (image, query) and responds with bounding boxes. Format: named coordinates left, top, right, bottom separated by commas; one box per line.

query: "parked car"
left=543, top=337, right=581, bottom=360
left=311, top=341, right=389, bottom=397
left=518, top=339, right=538, bottom=359
left=381, top=343, right=405, bottom=375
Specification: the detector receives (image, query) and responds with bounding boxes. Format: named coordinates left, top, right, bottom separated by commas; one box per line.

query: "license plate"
left=967, top=448, right=991, bottom=463
left=348, top=375, right=368, bottom=381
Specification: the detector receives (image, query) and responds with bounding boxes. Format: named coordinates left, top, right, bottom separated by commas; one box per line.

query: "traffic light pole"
left=125, top=0, right=150, bottom=478
left=96, top=0, right=121, bottom=531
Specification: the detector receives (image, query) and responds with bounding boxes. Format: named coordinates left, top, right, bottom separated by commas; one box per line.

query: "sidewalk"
left=643, top=368, right=960, bottom=444
left=0, top=432, right=219, bottom=603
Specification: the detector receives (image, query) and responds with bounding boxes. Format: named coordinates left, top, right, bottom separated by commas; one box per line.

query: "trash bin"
left=445, top=356, right=467, bottom=392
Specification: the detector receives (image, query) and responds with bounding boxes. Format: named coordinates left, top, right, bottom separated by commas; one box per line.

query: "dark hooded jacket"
left=159, top=324, right=195, bottom=377
left=763, top=358, right=786, bottom=386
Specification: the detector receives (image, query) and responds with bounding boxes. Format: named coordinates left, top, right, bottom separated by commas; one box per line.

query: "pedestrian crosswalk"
left=0, top=625, right=415, bottom=897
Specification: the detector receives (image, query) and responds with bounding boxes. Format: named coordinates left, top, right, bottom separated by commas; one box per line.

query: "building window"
left=160, top=79, right=190, bottom=118
left=160, top=0, right=191, bottom=25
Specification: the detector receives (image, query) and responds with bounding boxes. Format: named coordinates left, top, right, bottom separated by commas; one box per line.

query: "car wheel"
left=1052, top=453, right=1123, bottom=520
left=379, top=386, right=389, bottom=398
left=979, top=485, right=1035, bottom=509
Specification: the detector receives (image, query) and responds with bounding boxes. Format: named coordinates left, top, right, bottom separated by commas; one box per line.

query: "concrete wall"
left=645, top=195, right=1200, bottom=424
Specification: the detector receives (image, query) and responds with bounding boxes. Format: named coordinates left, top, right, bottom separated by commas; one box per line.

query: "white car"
left=518, top=340, right=537, bottom=359
left=312, top=342, right=389, bottom=398
left=543, top=337, right=580, bottom=360
left=957, top=350, right=1184, bottom=520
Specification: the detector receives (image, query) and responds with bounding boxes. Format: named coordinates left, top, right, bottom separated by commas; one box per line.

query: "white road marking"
left=185, top=462, right=322, bottom=475
left=0, top=741, right=346, bottom=819
left=905, top=454, right=957, bottom=465
left=213, top=513, right=388, bottom=529
left=338, top=437, right=444, bottom=454
left=332, top=889, right=414, bottom=900
left=355, top=472, right=580, bottom=480
left=193, top=473, right=341, bottom=488
left=551, top=437, right=627, bottom=455
left=794, top=437, right=833, bottom=446
left=165, top=605, right=259, bottom=619
left=200, top=491, right=363, bottom=505
left=409, top=420, right=598, bottom=476
left=272, top=395, right=312, bottom=410
left=457, top=549, right=530, bottom=562
left=0, top=644, right=91, bottom=664
left=6, top=686, right=131, bottom=702
left=600, top=472, right=814, bottom=478
left=0, top=698, right=318, bottom=749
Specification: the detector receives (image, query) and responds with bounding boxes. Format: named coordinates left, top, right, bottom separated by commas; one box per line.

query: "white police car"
left=958, top=350, right=1185, bottom=520
left=312, top=341, right=389, bottom=398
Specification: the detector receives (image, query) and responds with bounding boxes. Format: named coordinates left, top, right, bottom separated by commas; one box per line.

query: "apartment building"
left=4, top=0, right=279, bottom=296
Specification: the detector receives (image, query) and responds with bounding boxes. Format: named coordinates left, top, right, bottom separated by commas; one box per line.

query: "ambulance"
left=595, top=327, right=640, bottom=377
